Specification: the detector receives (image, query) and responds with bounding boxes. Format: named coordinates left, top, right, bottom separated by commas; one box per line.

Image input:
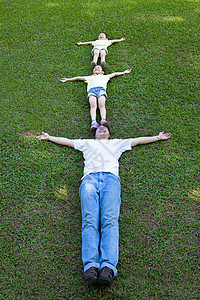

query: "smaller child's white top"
left=92, top=39, right=112, bottom=51
left=84, top=74, right=110, bottom=91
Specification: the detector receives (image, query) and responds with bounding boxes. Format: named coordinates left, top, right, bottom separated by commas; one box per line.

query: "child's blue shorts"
left=87, top=87, right=107, bottom=100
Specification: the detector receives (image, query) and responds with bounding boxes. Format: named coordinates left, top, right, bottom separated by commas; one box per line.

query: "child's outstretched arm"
left=77, top=41, right=93, bottom=45
left=108, top=69, right=131, bottom=79
left=37, top=132, right=75, bottom=148
left=60, top=76, right=86, bottom=83
left=110, top=37, right=125, bottom=44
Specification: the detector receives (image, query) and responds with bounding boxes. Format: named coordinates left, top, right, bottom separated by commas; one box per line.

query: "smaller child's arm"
left=77, top=41, right=93, bottom=45
left=110, top=37, right=125, bottom=44
left=60, top=76, right=86, bottom=83
left=108, top=68, right=131, bottom=79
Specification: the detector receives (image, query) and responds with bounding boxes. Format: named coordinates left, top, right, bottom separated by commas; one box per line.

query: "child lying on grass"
left=60, top=65, right=131, bottom=131
left=77, top=32, right=125, bottom=69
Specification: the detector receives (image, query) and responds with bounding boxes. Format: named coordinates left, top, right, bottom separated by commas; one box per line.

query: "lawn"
left=1, top=0, right=199, bottom=299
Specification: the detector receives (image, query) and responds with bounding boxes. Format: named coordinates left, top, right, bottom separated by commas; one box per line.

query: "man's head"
left=95, top=125, right=111, bottom=140
left=93, top=65, right=104, bottom=75
left=98, top=32, right=108, bottom=40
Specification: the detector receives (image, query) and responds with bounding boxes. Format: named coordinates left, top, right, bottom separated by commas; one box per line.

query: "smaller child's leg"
left=92, top=49, right=100, bottom=65
left=98, top=95, right=108, bottom=125
left=100, top=50, right=107, bottom=68
left=89, top=95, right=99, bottom=130
left=89, top=95, right=97, bottom=121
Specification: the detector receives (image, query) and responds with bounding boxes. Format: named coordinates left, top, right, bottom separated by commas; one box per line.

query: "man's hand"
left=37, top=132, right=50, bottom=140
left=158, top=131, right=171, bottom=140
left=37, top=132, right=74, bottom=147
left=77, top=41, right=82, bottom=45
left=121, top=37, right=125, bottom=41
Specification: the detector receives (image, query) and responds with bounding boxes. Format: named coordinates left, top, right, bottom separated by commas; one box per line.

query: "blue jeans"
left=79, top=172, right=121, bottom=277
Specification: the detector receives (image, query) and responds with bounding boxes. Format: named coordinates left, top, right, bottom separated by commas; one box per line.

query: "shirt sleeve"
left=105, top=75, right=110, bottom=83
left=91, top=40, right=97, bottom=46
left=112, top=139, right=132, bottom=158
left=74, top=139, right=87, bottom=151
left=107, top=40, right=112, bottom=46
left=82, top=76, right=89, bottom=83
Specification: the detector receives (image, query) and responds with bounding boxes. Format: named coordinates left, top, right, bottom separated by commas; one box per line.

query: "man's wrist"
left=157, top=135, right=161, bottom=141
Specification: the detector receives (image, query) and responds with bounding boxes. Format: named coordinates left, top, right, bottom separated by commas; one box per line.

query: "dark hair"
left=98, top=32, right=108, bottom=39
left=105, top=124, right=111, bottom=135
left=92, top=128, right=97, bottom=137
left=92, top=64, right=105, bottom=73
left=93, top=124, right=111, bottom=138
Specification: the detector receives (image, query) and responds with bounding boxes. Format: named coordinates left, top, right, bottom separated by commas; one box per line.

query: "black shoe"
left=101, top=61, right=106, bottom=70
left=98, top=267, right=114, bottom=285
left=84, top=267, right=98, bottom=285
left=91, top=61, right=97, bottom=68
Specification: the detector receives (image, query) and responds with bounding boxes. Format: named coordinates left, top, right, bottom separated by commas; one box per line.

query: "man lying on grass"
left=37, top=126, right=171, bottom=286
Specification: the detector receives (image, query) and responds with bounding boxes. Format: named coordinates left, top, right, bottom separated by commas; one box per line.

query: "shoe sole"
left=98, top=276, right=113, bottom=285
left=91, top=62, right=96, bottom=68
left=101, top=62, right=106, bottom=69
left=101, top=121, right=109, bottom=126
left=90, top=126, right=98, bottom=131
left=84, top=275, right=98, bottom=286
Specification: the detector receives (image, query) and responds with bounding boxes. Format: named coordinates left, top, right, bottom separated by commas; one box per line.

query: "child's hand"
left=77, top=41, right=82, bottom=45
left=124, top=69, right=132, bottom=74
left=121, top=37, right=125, bottom=41
left=37, top=132, right=50, bottom=140
left=60, top=78, right=68, bottom=83
left=158, top=132, right=171, bottom=140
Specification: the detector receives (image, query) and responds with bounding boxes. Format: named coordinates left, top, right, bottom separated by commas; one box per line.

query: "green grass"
left=1, top=0, right=199, bottom=299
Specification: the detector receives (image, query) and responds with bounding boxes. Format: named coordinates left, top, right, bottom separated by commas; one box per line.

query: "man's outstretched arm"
left=131, top=132, right=171, bottom=147
left=37, top=132, right=75, bottom=148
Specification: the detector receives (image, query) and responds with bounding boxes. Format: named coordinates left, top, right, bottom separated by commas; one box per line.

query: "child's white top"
left=92, top=39, right=112, bottom=51
left=84, top=74, right=110, bottom=91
